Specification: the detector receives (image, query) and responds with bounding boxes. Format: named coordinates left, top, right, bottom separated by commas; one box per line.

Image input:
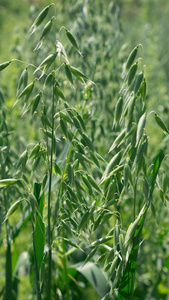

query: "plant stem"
left=47, top=76, right=55, bottom=300
left=4, top=189, right=12, bottom=300
left=5, top=224, right=12, bottom=300
left=134, top=178, right=138, bottom=220
left=32, top=220, right=41, bottom=300
left=62, top=227, right=70, bottom=300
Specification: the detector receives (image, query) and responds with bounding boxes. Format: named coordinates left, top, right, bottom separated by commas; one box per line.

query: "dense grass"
left=0, top=1, right=169, bottom=299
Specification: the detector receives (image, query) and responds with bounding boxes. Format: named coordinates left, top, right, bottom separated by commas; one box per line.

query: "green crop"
left=0, top=2, right=169, bottom=300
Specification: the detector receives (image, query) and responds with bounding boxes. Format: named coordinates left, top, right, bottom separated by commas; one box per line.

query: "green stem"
left=62, top=227, right=70, bottom=300
left=5, top=223, right=12, bottom=300
left=134, top=178, right=138, bottom=220
left=32, top=220, right=41, bottom=300
left=47, top=76, right=55, bottom=300
left=4, top=189, right=12, bottom=300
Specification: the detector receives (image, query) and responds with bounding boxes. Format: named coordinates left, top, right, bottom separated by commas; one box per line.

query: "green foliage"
left=0, top=1, right=169, bottom=300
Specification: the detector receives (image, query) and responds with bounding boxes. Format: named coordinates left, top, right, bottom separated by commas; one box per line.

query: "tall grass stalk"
left=62, top=227, right=70, bottom=300
left=5, top=222, right=12, bottom=300
left=47, top=76, right=55, bottom=300
left=134, top=178, right=137, bottom=220
left=32, top=222, right=41, bottom=300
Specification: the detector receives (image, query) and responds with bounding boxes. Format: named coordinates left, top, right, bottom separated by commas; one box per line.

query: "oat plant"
left=0, top=3, right=103, bottom=299
left=0, top=3, right=168, bottom=300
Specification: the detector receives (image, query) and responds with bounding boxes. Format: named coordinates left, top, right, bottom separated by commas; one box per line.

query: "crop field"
left=0, top=1, right=169, bottom=299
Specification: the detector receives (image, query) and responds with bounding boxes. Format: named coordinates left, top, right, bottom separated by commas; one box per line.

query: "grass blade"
left=118, top=204, right=148, bottom=299
left=150, top=149, right=165, bottom=199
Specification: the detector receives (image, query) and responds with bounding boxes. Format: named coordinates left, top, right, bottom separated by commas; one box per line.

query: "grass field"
left=0, top=1, right=169, bottom=299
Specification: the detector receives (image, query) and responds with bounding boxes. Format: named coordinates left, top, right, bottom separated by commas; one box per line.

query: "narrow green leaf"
left=17, top=68, right=28, bottom=93
left=65, top=64, right=74, bottom=84
left=29, top=193, right=38, bottom=219
left=18, top=81, right=35, bottom=101
left=82, top=175, right=93, bottom=193
left=70, top=66, right=92, bottom=83
left=83, top=248, right=98, bottom=266
left=134, top=72, right=143, bottom=94
left=55, top=85, right=65, bottom=100
left=113, top=222, right=119, bottom=253
left=155, top=113, right=169, bottom=134
left=162, top=172, right=168, bottom=194
left=72, top=116, right=82, bottom=131
left=109, top=129, right=126, bottom=153
left=101, top=151, right=121, bottom=182
left=67, top=163, right=74, bottom=184
left=33, top=214, right=45, bottom=274
left=32, top=156, right=41, bottom=171
left=150, top=149, right=165, bottom=199
left=61, top=219, right=72, bottom=235
left=105, top=180, right=116, bottom=203
left=90, top=236, right=113, bottom=247
left=76, top=114, right=86, bottom=131
left=53, top=163, right=62, bottom=176
left=62, top=238, right=83, bottom=251
left=119, top=234, right=125, bottom=259
left=118, top=204, right=148, bottom=300
left=30, top=5, right=51, bottom=34
left=89, top=152, right=100, bottom=167
left=140, top=79, right=146, bottom=100
left=128, top=63, right=137, bottom=86
left=109, top=256, right=119, bottom=279
left=16, top=149, right=28, bottom=169
left=0, top=178, right=19, bottom=188
left=22, top=92, right=42, bottom=116
left=135, top=112, right=146, bottom=147
left=41, top=115, right=52, bottom=128
left=0, top=61, right=11, bottom=71
left=60, top=118, right=68, bottom=137
left=78, top=211, right=90, bottom=230
left=32, top=92, right=42, bottom=114
left=34, top=52, right=57, bottom=74
left=101, top=165, right=123, bottom=185
left=59, top=111, right=73, bottom=125
left=65, top=29, right=80, bottom=51
left=124, top=164, right=131, bottom=188
left=81, top=133, right=95, bottom=150
left=87, top=174, right=102, bottom=193
left=44, top=72, right=53, bottom=86
left=4, top=199, right=22, bottom=223
left=114, top=96, right=123, bottom=124
left=67, top=185, right=79, bottom=203
left=105, top=248, right=114, bottom=267
left=40, top=17, right=54, bottom=41
left=126, top=45, right=139, bottom=70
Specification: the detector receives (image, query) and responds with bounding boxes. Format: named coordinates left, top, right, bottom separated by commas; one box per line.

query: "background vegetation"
left=0, top=0, right=169, bottom=299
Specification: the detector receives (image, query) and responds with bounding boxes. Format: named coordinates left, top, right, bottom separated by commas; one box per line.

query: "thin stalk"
left=5, top=223, right=12, bottom=300
left=62, top=227, right=70, bottom=300
left=32, top=220, right=41, bottom=300
left=134, top=178, right=138, bottom=220
left=4, top=189, right=12, bottom=300
left=47, top=76, right=55, bottom=300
